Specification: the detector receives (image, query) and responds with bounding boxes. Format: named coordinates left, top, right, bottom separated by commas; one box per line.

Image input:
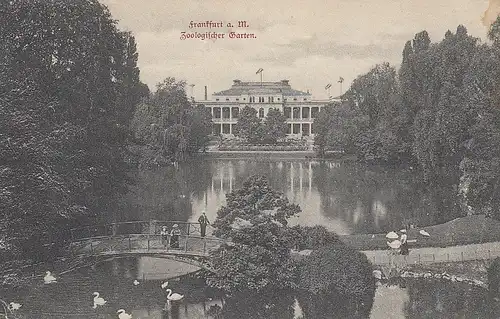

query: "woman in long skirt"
left=400, top=229, right=409, bottom=255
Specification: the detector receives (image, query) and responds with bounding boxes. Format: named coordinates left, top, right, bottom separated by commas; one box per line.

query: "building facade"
left=198, top=79, right=335, bottom=138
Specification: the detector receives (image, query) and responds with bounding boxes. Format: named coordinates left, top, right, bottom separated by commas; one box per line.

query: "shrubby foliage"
left=130, top=78, right=212, bottom=165
left=206, top=175, right=375, bottom=315
left=298, top=242, right=375, bottom=314
left=314, top=20, right=500, bottom=219
left=0, top=0, right=144, bottom=260
left=234, top=106, right=288, bottom=144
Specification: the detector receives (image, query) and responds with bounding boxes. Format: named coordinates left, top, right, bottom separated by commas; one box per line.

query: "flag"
left=256, top=68, right=264, bottom=74
left=338, top=77, right=344, bottom=83
left=325, top=83, right=332, bottom=90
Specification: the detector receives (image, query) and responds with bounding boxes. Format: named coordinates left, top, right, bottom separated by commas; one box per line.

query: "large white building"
left=198, top=79, right=337, bottom=138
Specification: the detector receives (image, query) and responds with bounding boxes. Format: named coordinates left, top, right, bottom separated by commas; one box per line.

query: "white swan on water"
left=165, top=289, right=184, bottom=301
left=92, top=292, right=107, bottom=308
left=44, top=271, right=57, bottom=284
left=117, top=309, right=132, bottom=319
left=160, top=281, right=169, bottom=289
left=133, top=280, right=140, bottom=286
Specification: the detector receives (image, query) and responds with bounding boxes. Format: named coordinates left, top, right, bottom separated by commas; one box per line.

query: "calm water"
left=2, top=257, right=498, bottom=319
left=117, top=158, right=461, bottom=235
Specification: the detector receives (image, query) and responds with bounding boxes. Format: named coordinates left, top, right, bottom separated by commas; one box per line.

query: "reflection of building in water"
left=189, top=160, right=352, bottom=235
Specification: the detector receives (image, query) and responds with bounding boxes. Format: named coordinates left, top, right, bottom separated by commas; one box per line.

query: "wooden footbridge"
left=67, top=220, right=226, bottom=270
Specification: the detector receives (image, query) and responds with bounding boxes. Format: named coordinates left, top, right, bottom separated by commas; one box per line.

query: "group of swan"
left=8, top=270, right=185, bottom=318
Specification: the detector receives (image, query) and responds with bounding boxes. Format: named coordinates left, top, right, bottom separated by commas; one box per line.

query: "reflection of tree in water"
left=220, top=290, right=295, bottom=319
left=295, top=289, right=372, bottom=319
left=314, top=162, right=461, bottom=234
left=403, top=279, right=497, bottom=319
left=115, top=159, right=213, bottom=222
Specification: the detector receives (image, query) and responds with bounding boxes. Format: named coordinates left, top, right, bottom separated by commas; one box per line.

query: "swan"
left=165, top=288, right=184, bottom=301
left=92, top=292, right=107, bottom=308
left=9, top=302, right=22, bottom=310
left=133, top=280, right=140, bottom=286
left=117, top=309, right=132, bottom=319
left=385, top=231, right=398, bottom=240
left=419, top=229, right=430, bottom=237
left=160, top=281, right=169, bottom=289
left=44, top=271, right=57, bottom=284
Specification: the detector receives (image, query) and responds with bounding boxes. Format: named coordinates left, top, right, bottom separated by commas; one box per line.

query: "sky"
left=101, top=0, right=499, bottom=100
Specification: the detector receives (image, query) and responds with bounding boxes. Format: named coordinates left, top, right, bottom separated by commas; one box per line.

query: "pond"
left=1, top=257, right=499, bottom=318
left=115, top=158, right=461, bottom=235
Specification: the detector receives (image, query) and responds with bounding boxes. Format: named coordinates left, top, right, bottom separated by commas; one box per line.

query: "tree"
left=0, top=0, right=142, bottom=261
left=130, top=78, right=212, bottom=164
left=262, top=108, right=288, bottom=144
left=233, top=106, right=264, bottom=143
left=206, top=176, right=301, bottom=294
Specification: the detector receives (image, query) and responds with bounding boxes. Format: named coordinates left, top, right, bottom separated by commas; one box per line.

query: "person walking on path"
left=198, top=211, right=210, bottom=237
left=170, top=224, right=181, bottom=249
left=400, top=229, right=409, bottom=255
left=160, top=226, right=169, bottom=247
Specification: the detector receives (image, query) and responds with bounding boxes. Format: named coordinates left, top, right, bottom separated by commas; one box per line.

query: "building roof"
left=213, top=79, right=310, bottom=96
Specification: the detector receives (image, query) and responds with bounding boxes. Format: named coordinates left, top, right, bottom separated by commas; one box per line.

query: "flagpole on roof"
left=325, top=83, right=332, bottom=100
left=256, top=68, right=264, bottom=86
left=338, top=77, right=344, bottom=98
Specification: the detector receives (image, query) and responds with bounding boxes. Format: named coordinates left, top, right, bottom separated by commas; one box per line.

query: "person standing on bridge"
left=160, top=226, right=169, bottom=247
left=170, top=224, right=181, bottom=249
left=198, top=211, right=210, bottom=237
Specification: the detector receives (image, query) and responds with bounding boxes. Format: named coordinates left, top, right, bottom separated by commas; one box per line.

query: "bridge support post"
left=128, top=237, right=132, bottom=250
left=184, top=236, right=188, bottom=252
left=187, top=223, right=190, bottom=236
left=203, top=239, right=207, bottom=254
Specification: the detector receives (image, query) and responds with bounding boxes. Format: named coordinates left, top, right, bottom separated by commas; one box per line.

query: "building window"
left=213, top=107, right=221, bottom=119
left=243, top=98, right=246, bottom=101
left=284, top=107, right=291, bottom=119
left=302, top=107, right=310, bottom=119
left=222, top=107, right=230, bottom=119
left=286, top=124, right=292, bottom=134
left=268, top=97, right=274, bottom=103
left=293, top=98, right=297, bottom=101
left=236, top=98, right=239, bottom=101
left=250, top=96, right=255, bottom=103
left=222, top=124, right=230, bottom=134
left=215, top=98, right=219, bottom=101
left=303, top=98, right=307, bottom=101
left=293, top=107, right=300, bottom=119
left=293, top=123, right=300, bottom=134
left=283, top=98, right=287, bottom=102
left=259, top=108, right=265, bottom=118
left=302, top=123, right=310, bottom=136
left=226, top=98, right=230, bottom=101
left=258, top=97, right=264, bottom=103
left=277, top=98, right=280, bottom=101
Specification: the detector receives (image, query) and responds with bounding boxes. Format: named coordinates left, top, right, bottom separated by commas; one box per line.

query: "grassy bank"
left=341, top=215, right=500, bottom=250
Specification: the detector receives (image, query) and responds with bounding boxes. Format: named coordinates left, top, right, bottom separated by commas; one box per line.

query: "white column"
left=290, top=162, right=294, bottom=194
left=308, top=162, right=312, bottom=194
left=299, top=162, right=303, bottom=194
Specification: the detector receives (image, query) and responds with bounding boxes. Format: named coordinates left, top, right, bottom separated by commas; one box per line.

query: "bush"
left=488, top=257, right=500, bottom=296
left=285, top=225, right=341, bottom=250
left=298, top=242, right=375, bottom=313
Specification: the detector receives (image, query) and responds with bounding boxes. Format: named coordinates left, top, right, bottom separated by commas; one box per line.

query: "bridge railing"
left=69, top=234, right=225, bottom=257
left=70, top=220, right=214, bottom=241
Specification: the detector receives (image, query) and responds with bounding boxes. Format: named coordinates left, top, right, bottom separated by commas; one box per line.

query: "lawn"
left=340, top=214, right=500, bottom=251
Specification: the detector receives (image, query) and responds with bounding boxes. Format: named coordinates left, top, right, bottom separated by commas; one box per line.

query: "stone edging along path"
left=361, top=241, right=500, bottom=266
